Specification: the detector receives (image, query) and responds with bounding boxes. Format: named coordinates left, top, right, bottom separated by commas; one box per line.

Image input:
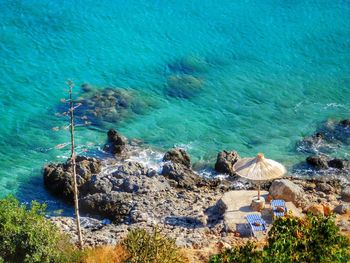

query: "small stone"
left=307, top=204, right=324, bottom=216
left=341, top=187, right=350, bottom=202
left=334, top=204, right=350, bottom=215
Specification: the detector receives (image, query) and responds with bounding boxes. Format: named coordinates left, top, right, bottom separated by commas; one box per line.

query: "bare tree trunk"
left=68, top=82, right=83, bottom=249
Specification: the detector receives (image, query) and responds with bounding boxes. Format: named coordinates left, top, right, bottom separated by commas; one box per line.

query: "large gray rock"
left=43, top=156, right=102, bottom=201
left=214, top=150, right=240, bottom=175
left=163, top=148, right=191, bottom=168
left=80, top=192, right=132, bottom=222
left=162, top=162, right=202, bottom=189
left=341, top=186, right=350, bottom=202
left=269, top=179, right=306, bottom=207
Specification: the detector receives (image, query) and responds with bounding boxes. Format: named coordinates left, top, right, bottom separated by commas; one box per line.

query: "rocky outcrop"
left=163, top=148, right=191, bottom=168
left=43, top=156, right=102, bottom=201
left=104, top=129, right=128, bottom=155
left=269, top=179, right=306, bottom=207
left=162, top=162, right=203, bottom=189
left=214, top=150, right=240, bottom=175
left=306, top=155, right=350, bottom=170
left=80, top=192, right=132, bottom=222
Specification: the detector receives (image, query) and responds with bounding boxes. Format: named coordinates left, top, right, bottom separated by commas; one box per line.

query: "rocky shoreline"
left=43, top=123, right=350, bottom=249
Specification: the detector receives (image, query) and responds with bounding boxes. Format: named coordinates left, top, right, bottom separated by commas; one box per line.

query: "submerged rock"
left=166, top=74, right=203, bottom=99
left=306, top=155, right=329, bottom=170
left=163, top=148, right=191, bottom=168
left=214, top=150, right=240, bottom=175
left=43, top=156, right=102, bottom=201
left=168, top=55, right=209, bottom=74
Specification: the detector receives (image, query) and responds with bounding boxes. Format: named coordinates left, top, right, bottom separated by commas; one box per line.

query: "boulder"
left=163, top=148, right=191, bottom=168
left=333, top=204, right=350, bottom=215
left=105, top=129, right=128, bottom=155
left=306, top=204, right=324, bottom=216
left=341, top=186, right=350, bottom=202
left=43, top=156, right=102, bottom=201
left=161, top=162, right=203, bottom=189
left=316, top=182, right=334, bottom=194
left=306, top=155, right=329, bottom=169
left=339, top=119, right=350, bottom=127
left=80, top=192, right=132, bottom=222
left=214, top=150, right=240, bottom=175
left=328, top=158, right=350, bottom=169
left=269, top=179, right=306, bottom=207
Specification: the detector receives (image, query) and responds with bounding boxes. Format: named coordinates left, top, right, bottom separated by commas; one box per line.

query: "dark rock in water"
left=328, top=158, right=350, bottom=169
left=305, top=155, right=350, bottom=171
left=43, top=156, right=102, bottom=201
left=214, top=150, right=240, bottom=175
left=306, top=155, right=329, bottom=170
left=80, top=192, right=132, bottom=222
left=339, top=119, right=350, bottom=127
left=162, top=162, right=203, bottom=190
left=297, top=133, right=325, bottom=154
left=163, top=148, right=191, bottom=168
left=166, top=74, right=203, bottom=99
left=104, top=129, right=128, bottom=155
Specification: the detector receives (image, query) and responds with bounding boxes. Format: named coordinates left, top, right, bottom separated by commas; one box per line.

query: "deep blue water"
left=0, top=0, right=350, bottom=208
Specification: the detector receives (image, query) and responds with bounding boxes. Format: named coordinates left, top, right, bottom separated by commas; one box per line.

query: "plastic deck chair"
left=245, top=214, right=267, bottom=237
left=271, top=199, right=287, bottom=219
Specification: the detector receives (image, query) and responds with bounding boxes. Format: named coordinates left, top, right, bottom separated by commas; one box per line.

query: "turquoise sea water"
left=0, top=1, right=350, bottom=208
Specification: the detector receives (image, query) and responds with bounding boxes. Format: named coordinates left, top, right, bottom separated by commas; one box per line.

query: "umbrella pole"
left=258, top=183, right=260, bottom=200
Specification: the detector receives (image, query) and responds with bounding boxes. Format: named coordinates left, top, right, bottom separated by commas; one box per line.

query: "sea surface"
left=0, top=0, right=350, bottom=210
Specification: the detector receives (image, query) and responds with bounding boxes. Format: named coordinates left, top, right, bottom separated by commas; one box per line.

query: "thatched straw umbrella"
left=233, top=153, right=286, bottom=200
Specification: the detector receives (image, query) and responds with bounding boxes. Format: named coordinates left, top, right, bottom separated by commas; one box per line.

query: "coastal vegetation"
left=209, top=214, right=350, bottom=263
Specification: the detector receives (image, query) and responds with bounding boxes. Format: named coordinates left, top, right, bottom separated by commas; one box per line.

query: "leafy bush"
left=209, top=214, right=350, bottom=263
left=123, top=227, right=188, bottom=263
left=208, top=242, right=261, bottom=263
left=264, top=214, right=350, bottom=263
left=0, top=196, right=80, bottom=263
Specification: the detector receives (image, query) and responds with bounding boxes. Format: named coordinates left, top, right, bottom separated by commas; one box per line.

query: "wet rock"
left=163, top=148, right=191, bottom=168
left=105, top=129, right=128, bottom=155
left=166, top=74, right=203, bottom=99
left=269, top=179, right=306, bottom=207
left=214, top=150, right=240, bottom=175
left=306, top=155, right=329, bottom=169
left=80, top=192, right=132, bottom=222
left=340, top=119, right=350, bottom=127
left=43, top=156, right=102, bottom=201
left=341, top=187, right=350, bottom=202
left=297, top=133, right=324, bottom=154
left=328, top=158, right=350, bottom=169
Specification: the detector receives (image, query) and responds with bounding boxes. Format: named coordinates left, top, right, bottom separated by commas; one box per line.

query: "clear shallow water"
left=0, top=0, right=350, bottom=208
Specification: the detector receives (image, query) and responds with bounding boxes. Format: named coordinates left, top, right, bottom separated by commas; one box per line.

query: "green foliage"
left=209, top=214, right=350, bottom=263
left=208, top=242, right=261, bottom=263
left=123, top=227, right=187, bottom=263
left=0, top=196, right=81, bottom=263
left=264, top=214, right=350, bottom=263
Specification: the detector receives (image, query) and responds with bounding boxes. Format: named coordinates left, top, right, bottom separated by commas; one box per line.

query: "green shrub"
left=123, top=227, right=187, bottom=263
left=208, top=242, right=261, bottom=263
left=209, top=214, right=350, bottom=263
left=0, top=196, right=81, bottom=263
left=264, top=214, right=350, bottom=263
